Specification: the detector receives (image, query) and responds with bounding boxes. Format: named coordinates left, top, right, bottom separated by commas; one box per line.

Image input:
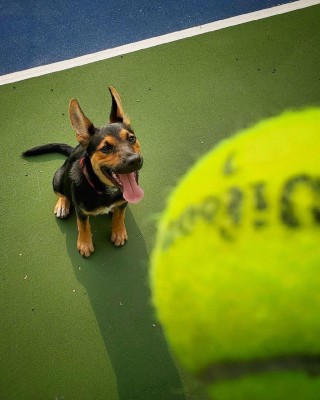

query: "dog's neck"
left=80, top=155, right=105, bottom=194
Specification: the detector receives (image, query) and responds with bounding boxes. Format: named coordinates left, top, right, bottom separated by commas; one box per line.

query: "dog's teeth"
left=110, top=172, right=121, bottom=186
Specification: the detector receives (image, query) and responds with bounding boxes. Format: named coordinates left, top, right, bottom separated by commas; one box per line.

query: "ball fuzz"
left=151, top=109, right=320, bottom=399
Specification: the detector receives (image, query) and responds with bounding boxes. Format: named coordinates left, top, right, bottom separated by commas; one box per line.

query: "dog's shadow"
left=56, top=209, right=185, bottom=399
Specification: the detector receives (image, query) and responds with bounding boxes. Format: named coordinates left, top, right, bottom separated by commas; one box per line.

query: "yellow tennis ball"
left=151, top=109, right=320, bottom=399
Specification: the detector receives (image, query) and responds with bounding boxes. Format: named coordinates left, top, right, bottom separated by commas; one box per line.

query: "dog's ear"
left=69, top=99, right=95, bottom=148
left=109, top=86, right=131, bottom=125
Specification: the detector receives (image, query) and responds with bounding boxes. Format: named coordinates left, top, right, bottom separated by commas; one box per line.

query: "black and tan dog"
left=23, top=86, right=144, bottom=257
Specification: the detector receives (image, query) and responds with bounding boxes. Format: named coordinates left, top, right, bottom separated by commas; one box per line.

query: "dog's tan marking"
left=54, top=195, right=70, bottom=218
left=119, top=129, right=129, bottom=141
left=111, top=206, right=128, bottom=246
left=80, top=200, right=126, bottom=216
left=92, top=145, right=122, bottom=166
left=97, top=137, right=118, bottom=150
left=90, top=151, right=123, bottom=186
left=133, top=139, right=141, bottom=153
left=81, top=206, right=114, bottom=216
left=77, top=217, right=94, bottom=257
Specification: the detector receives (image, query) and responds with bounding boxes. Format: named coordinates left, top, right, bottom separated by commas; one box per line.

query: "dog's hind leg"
left=53, top=164, right=71, bottom=218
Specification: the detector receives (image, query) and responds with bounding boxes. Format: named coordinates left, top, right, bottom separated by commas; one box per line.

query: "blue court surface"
left=1, top=1, right=320, bottom=399
left=0, top=0, right=299, bottom=75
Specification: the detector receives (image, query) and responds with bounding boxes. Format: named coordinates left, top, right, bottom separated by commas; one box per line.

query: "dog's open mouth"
left=101, top=167, right=144, bottom=204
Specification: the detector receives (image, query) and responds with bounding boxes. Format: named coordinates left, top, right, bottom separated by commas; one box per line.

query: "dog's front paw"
left=77, top=237, right=94, bottom=257
left=111, top=227, right=128, bottom=247
left=54, top=196, right=70, bottom=218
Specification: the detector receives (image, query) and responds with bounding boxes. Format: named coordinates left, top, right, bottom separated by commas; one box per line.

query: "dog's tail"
left=23, top=143, right=73, bottom=157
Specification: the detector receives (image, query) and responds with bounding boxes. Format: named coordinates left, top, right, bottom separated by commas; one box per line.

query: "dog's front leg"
left=111, top=204, right=128, bottom=246
left=76, top=213, right=94, bottom=257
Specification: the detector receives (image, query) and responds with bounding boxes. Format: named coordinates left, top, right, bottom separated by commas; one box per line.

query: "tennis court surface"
left=1, top=2, right=320, bottom=399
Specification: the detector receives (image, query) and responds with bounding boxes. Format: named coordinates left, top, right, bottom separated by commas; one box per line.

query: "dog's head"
left=69, top=86, right=143, bottom=203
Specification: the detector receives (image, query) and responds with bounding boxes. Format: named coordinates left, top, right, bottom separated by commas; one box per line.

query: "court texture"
left=1, top=0, right=320, bottom=399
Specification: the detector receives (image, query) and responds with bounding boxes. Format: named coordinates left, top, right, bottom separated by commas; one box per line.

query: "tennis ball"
left=150, top=109, right=320, bottom=399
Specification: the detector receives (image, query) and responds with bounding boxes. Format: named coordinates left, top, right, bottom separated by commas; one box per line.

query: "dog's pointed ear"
left=69, top=99, right=95, bottom=148
left=109, top=86, right=131, bottom=125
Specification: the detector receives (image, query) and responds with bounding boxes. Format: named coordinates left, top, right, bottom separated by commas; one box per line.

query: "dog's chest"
left=86, top=205, right=114, bottom=216
left=81, top=198, right=126, bottom=216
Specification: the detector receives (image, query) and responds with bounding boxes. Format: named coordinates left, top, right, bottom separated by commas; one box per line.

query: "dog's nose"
left=127, top=154, right=143, bottom=169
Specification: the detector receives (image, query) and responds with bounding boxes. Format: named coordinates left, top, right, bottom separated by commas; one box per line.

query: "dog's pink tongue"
left=117, top=173, right=144, bottom=203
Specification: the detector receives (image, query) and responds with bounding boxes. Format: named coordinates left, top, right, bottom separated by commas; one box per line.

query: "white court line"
left=0, top=0, right=319, bottom=86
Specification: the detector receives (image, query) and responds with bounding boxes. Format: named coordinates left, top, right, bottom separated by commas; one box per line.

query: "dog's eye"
left=100, top=144, right=113, bottom=154
left=128, top=135, right=136, bottom=144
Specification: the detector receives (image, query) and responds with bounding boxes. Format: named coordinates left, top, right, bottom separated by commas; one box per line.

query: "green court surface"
left=1, top=5, right=319, bottom=400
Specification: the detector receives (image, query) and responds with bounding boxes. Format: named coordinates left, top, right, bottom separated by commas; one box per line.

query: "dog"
left=23, top=86, right=144, bottom=257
